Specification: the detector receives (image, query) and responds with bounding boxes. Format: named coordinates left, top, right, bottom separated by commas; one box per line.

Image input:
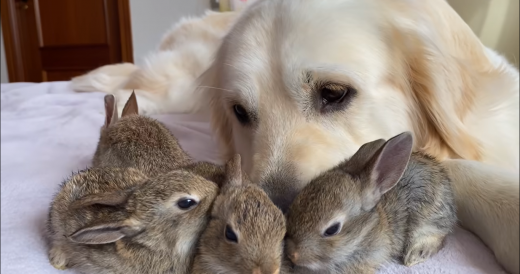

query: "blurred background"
left=449, top=0, right=519, bottom=67
left=0, top=0, right=518, bottom=83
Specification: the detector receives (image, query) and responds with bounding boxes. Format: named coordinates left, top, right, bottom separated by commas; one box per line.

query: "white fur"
left=110, top=48, right=216, bottom=116
left=70, top=10, right=237, bottom=116
left=70, top=63, right=138, bottom=94
left=442, top=159, right=519, bottom=274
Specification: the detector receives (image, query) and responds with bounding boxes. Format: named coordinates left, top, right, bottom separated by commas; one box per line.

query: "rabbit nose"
left=252, top=265, right=279, bottom=274
left=289, top=252, right=299, bottom=263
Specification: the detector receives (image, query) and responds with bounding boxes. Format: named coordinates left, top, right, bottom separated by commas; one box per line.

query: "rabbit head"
left=285, top=133, right=413, bottom=270
left=93, top=91, right=192, bottom=174
left=194, top=154, right=286, bottom=274
left=66, top=169, right=219, bottom=273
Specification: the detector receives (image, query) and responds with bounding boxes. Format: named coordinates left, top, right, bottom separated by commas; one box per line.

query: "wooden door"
left=1, top=0, right=133, bottom=82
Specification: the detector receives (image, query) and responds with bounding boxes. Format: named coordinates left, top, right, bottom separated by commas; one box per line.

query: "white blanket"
left=0, top=82, right=507, bottom=274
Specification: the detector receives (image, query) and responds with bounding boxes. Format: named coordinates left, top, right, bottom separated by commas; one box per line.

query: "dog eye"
left=321, top=88, right=346, bottom=103
left=177, top=198, right=198, bottom=209
left=319, top=85, right=355, bottom=113
left=233, top=104, right=250, bottom=125
left=225, top=225, right=238, bottom=243
left=323, top=222, right=341, bottom=237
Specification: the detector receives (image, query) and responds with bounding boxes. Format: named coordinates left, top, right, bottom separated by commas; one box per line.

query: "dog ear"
left=210, top=92, right=235, bottom=161
left=198, top=60, right=236, bottom=163
left=386, top=0, right=492, bottom=162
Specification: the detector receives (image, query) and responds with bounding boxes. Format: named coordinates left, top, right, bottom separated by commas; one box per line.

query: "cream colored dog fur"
left=442, top=159, right=519, bottom=274
left=71, top=10, right=237, bottom=116
left=71, top=1, right=519, bottom=273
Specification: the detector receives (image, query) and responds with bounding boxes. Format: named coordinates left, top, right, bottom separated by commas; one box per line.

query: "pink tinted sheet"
left=0, top=82, right=507, bottom=274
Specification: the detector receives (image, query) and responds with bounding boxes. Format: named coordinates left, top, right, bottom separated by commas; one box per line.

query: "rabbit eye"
left=323, top=222, right=341, bottom=237
left=225, top=225, right=238, bottom=243
left=177, top=198, right=198, bottom=210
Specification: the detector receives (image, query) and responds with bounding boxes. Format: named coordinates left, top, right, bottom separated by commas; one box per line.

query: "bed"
left=0, top=82, right=508, bottom=274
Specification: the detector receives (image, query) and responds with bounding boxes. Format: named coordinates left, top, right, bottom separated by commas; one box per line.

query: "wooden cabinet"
left=1, top=0, right=133, bottom=82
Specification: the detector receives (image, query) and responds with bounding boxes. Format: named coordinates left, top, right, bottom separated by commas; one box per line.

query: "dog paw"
left=49, top=246, right=68, bottom=270
left=403, top=237, right=443, bottom=267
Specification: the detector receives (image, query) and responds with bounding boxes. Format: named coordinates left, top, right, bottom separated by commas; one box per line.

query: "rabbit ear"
left=121, top=90, right=139, bottom=117
left=224, top=154, right=243, bottom=187
left=360, top=132, right=413, bottom=210
left=104, top=95, right=119, bottom=127
left=70, top=190, right=132, bottom=210
left=343, top=138, right=387, bottom=174
left=69, top=219, right=143, bottom=245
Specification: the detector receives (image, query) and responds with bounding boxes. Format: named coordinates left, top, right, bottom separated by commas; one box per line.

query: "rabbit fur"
left=285, top=132, right=457, bottom=274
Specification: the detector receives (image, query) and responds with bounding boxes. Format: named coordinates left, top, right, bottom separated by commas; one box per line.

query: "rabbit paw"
left=403, top=236, right=443, bottom=267
left=49, top=246, right=68, bottom=270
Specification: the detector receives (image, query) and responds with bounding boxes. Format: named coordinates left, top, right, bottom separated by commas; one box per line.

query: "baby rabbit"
left=93, top=92, right=227, bottom=186
left=181, top=161, right=226, bottom=187
left=285, top=132, right=457, bottom=274
left=192, top=154, right=287, bottom=274
left=92, top=91, right=192, bottom=175
left=47, top=167, right=219, bottom=274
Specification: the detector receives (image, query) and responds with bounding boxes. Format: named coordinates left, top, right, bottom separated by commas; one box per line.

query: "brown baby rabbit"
left=181, top=161, right=226, bottom=187
left=192, top=154, right=287, bottom=274
left=92, top=91, right=192, bottom=175
left=93, top=92, right=227, bottom=186
left=47, top=167, right=219, bottom=274
left=285, top=132, right=457, bottom=274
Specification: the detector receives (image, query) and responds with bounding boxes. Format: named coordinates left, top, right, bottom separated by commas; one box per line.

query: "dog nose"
left=261, top=170, right=301, bottom=213
left=269, top=191, right=298, bottom=213
left=289, top=252, right=299, bottom=263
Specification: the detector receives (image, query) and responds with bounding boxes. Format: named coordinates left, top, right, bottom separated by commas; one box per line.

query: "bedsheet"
left=0, top=82, right=507, bottom=274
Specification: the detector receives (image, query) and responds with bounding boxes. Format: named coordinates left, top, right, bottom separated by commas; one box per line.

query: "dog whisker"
left=223, top=62, right=240, bottom=70
left=197, top=86, right=234, bottom=93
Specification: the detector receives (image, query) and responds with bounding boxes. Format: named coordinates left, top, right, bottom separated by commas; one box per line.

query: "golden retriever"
left=198, top=0, right=518, bottom=273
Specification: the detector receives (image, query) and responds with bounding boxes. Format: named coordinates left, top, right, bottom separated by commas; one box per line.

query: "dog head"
left=201, top=0, right=496, bottom=211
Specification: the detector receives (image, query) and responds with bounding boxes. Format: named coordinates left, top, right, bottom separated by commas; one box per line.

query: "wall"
left=128, top=0, right=518, bottom=67
left=129, top=0, right=210, bottom=65
left=495, top=0, right=519, bottom=67
left=448, top=0, right=519, bottom=67
left=0, top=1, right=517, bottom=83
left=0, top=1, right=211, bottom=82
left=1, top=16, right=9, bottom=83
